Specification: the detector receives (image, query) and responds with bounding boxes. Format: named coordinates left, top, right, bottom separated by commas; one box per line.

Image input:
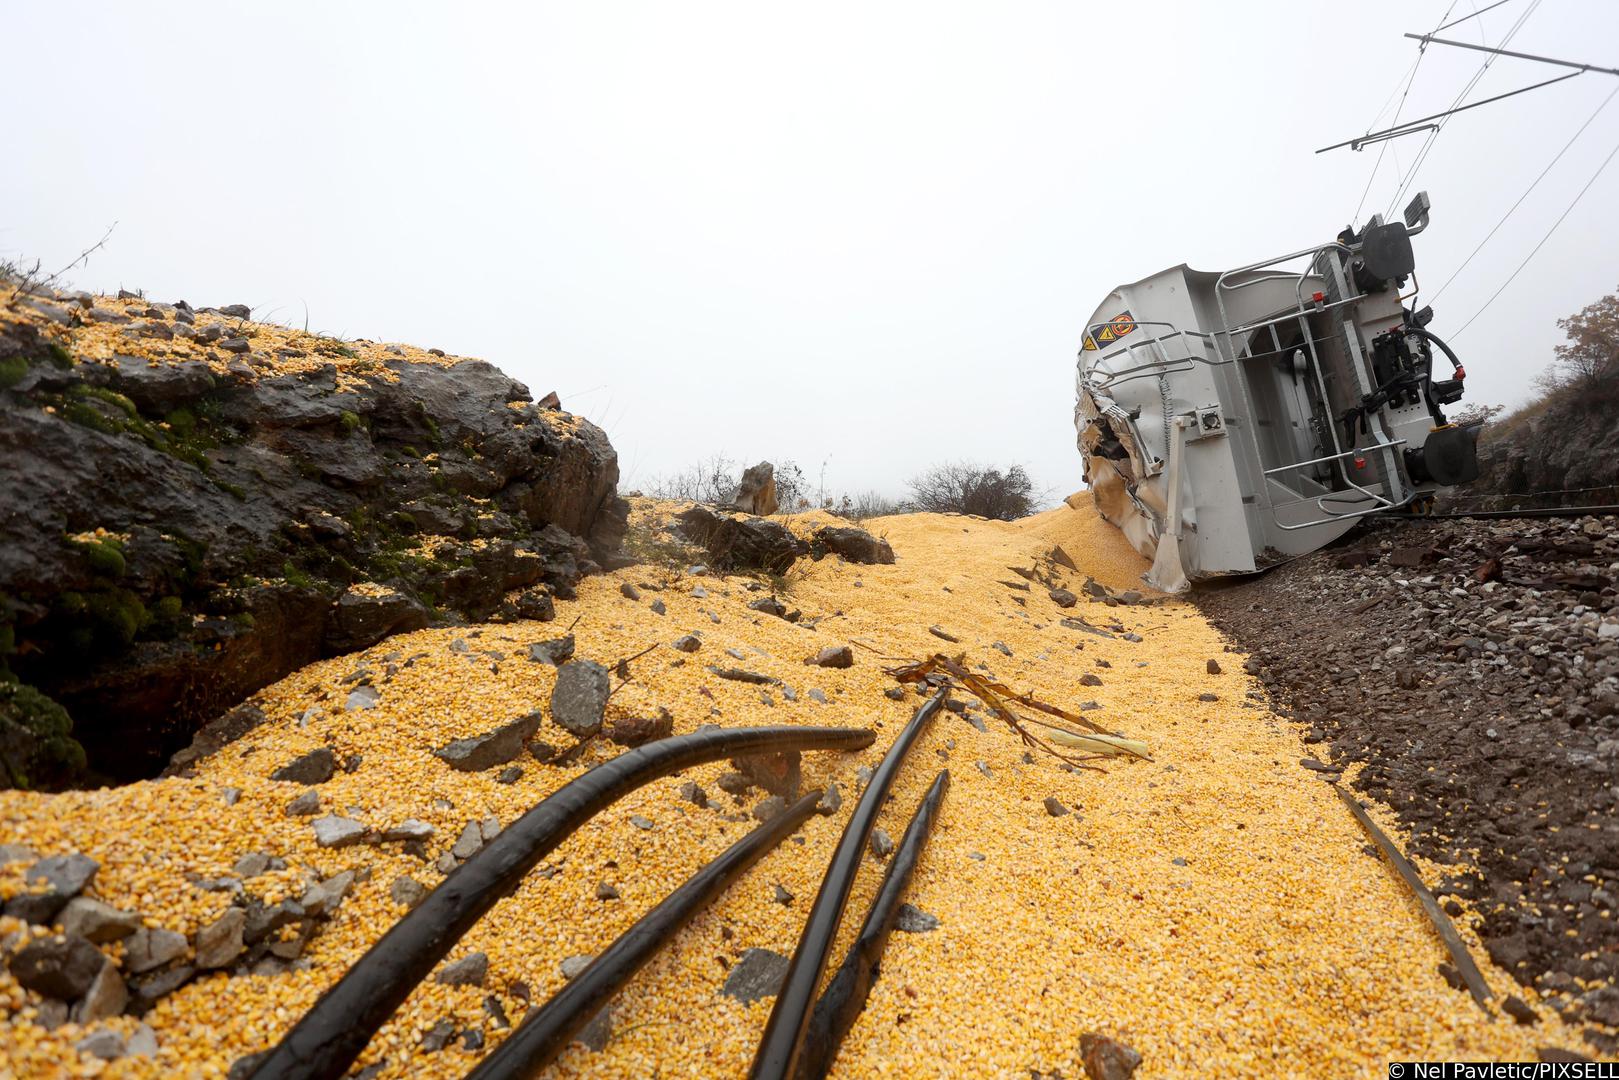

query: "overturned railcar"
left=1075, top=192, right=1479, bottom=592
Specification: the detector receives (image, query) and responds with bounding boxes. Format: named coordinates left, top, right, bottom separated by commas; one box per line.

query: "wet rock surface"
left=0, top=313, right=629, bottom=787
left=1199, top=515, right=1619, bottom=1007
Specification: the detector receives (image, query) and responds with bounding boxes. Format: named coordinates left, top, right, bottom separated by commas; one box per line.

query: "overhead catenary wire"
left=1350, top=0, right=1457, bottom=223
left=1431, top=81, right=1619, bottom=302
left=1434, top=0, right=1516, bottom=35
left=1450, top=132, right=1619, bottom=339
left=1384, top=0, right=1545, bottom=219
left=1319, top=70, right=1583, bottom=154
left=1351, top=55, right=1427, bottom=224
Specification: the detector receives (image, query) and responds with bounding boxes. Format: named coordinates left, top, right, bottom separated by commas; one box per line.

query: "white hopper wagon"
left=1074, top=192, right=1479, bottom=592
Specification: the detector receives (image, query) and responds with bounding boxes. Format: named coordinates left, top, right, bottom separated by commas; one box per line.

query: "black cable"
left=793, top=769, right=951, bottom=1080
left=1410, top=325, right=1463, bottom=373
left=747, top=689, right=948, bottom=1080
left=465, top=790, right=826, bottom=1080
left=247, top=724, right=877, bottom=1080
left=1408, top=325, right=1463, bottom=425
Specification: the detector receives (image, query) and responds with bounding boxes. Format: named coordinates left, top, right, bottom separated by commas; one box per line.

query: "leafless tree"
left=906, top=462, right=1037, bottom=520
left=646, top=453, right=738, bottom=503
left=773, top=461, right=808, bottom=510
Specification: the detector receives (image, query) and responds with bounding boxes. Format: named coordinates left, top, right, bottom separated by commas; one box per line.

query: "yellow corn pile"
left=0, top=498, right=1595, bottom=1077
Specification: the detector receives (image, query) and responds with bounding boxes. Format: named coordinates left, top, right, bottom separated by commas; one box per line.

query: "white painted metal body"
left=1075, top=216, right=1460, bottom=591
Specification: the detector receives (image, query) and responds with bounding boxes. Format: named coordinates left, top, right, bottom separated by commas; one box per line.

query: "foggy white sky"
left=7, top=1, right=1618, bottom=500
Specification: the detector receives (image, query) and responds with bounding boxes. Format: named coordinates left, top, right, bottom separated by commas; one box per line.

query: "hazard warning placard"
left=1082, top=311, right=1137, bottom=351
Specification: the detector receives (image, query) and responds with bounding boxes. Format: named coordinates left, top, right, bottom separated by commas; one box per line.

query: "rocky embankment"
left=1199, top=515, right=1619, bottom=1045
left=0, top=284, right=627, bottom=788
left=1464, top=381, right=1619, bottom=509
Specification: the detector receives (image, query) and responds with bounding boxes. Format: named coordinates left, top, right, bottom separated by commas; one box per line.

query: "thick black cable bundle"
left=747, top=690, right=947, bottom=1080
left=465, top=789, right=826, bottom=1080
left=794, top=769, right=951, bottom=1080
left=248, top=724, right=876, bottom=1080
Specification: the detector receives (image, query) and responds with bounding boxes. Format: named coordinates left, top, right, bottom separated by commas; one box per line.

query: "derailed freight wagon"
left=1075, top=192, right=1480, bottom=592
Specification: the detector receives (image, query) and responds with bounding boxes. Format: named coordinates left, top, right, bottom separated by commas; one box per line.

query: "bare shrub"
left=646, top=455, right=810, bottom=510
left=906, top=462, right=1037, bottom=521
left=835, top=491, right=908, bottom=521
left=646, top=453, right=738, bottom=504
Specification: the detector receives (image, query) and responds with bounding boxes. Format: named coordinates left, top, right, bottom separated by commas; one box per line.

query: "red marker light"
left=1353, top=456, right=1366, bottom=470
left=1312, top=291, right=1325, bottom=303
left=1456, top=365, right=1466, bottom=379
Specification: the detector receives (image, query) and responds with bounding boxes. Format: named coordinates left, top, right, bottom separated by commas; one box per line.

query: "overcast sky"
left=7, top=1, right=1618, bottom=500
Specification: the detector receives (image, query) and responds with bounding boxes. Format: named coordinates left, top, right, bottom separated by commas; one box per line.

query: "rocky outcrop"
left=727, top=461, right=778, bottom=516
left=1463, top=381, right=1619, bottom=509
left=0, top=292, right=627, bottom=787
left=675, top=506, right=808, bottom=574
left=812, top=525, right=894, bottom=565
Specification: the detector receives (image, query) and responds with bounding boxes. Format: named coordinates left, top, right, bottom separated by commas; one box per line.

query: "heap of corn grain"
left=0, top=495, right=1600, bottom=1077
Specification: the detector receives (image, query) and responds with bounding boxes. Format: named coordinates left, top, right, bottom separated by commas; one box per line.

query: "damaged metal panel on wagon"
left=1075, top=192, right=1478, bottom=591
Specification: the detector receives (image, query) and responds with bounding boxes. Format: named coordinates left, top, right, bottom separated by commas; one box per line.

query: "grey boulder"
left=8, top=934, right=106, bottom=999
left=721, top=948, right=791, bottom=1004
left=433, top=711, right=543, bottom=772
left=551, top=661, right=610, bottom=738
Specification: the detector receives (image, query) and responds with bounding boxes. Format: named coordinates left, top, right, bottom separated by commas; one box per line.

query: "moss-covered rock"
left=0, top=304, right=627, bottom=787
left=0, top=680, right=86, bottom=790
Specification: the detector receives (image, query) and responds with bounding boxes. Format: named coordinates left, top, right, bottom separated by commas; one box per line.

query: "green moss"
left=85, top=590, right=146, bottom=647
left=0, top=355, right=27, bottom=390
left=0, top=681, right=86, bottom=790
left=62, top=399, right=124, bottom=435
left=165, top=407, right=197, bottom=438
left=72, top=538, right=126, bottom=579
left=148, top=595, right=187, bottom=640
left=170, top=533, right=208, bottom=578
left=341, top=410, right=362, bottom=435
left=212, top=479, right=247, bottom=500
left=45, top=342, right=73, bottom=369
left=52, top=387, right=226, bottom=475
left=282, top=561, right=315, bottom=589
left=50, top=588, right=146, bottom=657
left=72, top=385, right=138, bottom=419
